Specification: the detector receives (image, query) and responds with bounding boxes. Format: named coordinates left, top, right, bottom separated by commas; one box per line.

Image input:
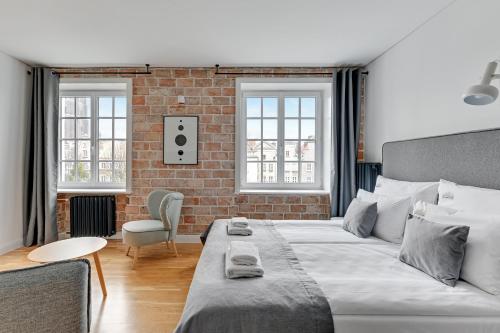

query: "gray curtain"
left=24, top=68, right=59, bottom=246
left=330, top=68, right=362, bottom=217
left=356, top=162, right=382, bottom=193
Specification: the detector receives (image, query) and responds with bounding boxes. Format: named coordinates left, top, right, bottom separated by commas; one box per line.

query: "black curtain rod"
left=28, top=63, right=368, bottom=76
left=51, top=64, right=152, bottom=75
left=214, top=64, right=368, bottom=76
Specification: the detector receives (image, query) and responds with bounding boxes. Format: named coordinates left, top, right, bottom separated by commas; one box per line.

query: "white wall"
left=0, top=51, right=29, bottom=254
left=365, top=0, right=500, bottom=162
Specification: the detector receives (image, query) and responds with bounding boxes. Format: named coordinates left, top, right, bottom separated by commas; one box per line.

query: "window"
left=239, top=89, right=324, bottom=191
left=236, top=78, right=332, bottom=193
left=58, top=79, right=131, bottom=191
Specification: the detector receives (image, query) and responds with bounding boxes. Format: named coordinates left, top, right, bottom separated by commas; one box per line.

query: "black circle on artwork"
left=178, top=150, right=184, bottom=155
left=178, top=125, right=184, bottom=131
left=175, top=134, right=187, bottom=146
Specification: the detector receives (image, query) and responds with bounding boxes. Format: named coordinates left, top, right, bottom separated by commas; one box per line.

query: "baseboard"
left=175, top=234, right=202, bottom=243
left=58, top=232, right=201, bottom=244
left=0, top=238, right=24, bottom=255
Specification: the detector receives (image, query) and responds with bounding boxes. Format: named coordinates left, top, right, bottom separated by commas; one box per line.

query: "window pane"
left=61, top=162, right=75, bottom=182
left=246, top=162, right=261, bottom=183
left=99, top=97, right=113, bottom=117
left=285, top=97, right=299, bottom=117
left=114, top=119, right=126, bottom=139
left=99, top=119, right=113, bottom=138
left=62, top=119, right=75, bottom=138
left=115, top=97, right=127, bottom=117
left=246, top=98, right=260, bottom=117
left=301, top=97, right=316, bottom=117
left=246, top=140, right=261, bottom=161
left=284, top=163, right=299, bottom=183
left=285, top=141, right=299, bottom=161
left=114, top=141, right=127, bottom=161
left=301, top=141, right=315, bottom=161
left=301, top=162, right=315, bottom=183
left=246, top=119, right=261, bottom=139
left=114, top=162, right=126, bottom=183
left=61, top=140, right=75, bottom=160
left=262, top=141, right=277, bottom=161
left=99, top=140, right=113, bottom=160
left=285, top=119, right=299, bottom=139
left=76, top=119, right=90, bottom=139
left=62, top=98, right=75, bottom=117
left=98, top=162, right=113, bottom=183
left=262, top=162, right=277, bottom=183
left=77, top=162, right=91, bottom=182
left=301, top=119, right=315, bottom=140
left=77, top=140, right=91, bottom=160
left=76, top=97, right=91, bottom=117
left=262, top=119, right=277, bottom=139
left=262, top=98, right=277, bottom=117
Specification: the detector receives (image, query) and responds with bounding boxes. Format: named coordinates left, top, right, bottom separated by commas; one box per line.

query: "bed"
left=176, top=129, right=500, bottom=333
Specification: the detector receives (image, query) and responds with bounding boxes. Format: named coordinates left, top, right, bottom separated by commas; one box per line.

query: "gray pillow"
left=342, top=198, right=378, bottom=238
left=399, top=217, right=469, bottom=287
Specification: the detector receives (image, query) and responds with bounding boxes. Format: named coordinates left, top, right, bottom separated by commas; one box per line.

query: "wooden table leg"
left=92, top=252, right=107, bottom=297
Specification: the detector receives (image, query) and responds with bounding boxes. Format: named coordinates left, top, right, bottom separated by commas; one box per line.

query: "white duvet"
left=274, top=219, right=500, bottom=333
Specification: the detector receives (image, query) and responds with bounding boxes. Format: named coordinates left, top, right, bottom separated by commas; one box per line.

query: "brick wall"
left=56, top=67, right=364, bottom=234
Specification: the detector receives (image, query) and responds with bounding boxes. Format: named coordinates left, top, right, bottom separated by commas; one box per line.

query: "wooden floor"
left=0, top=240, right=203, bottom=333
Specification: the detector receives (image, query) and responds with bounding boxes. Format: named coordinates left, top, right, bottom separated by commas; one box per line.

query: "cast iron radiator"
left=70, top=196, right=116, bottom=237
left=356, top=162, right=382, bottom=192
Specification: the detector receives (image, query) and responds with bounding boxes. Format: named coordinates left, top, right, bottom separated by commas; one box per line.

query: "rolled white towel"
left=225, top=249, right=264, bottom=279
left=230, top=217, right=248, bottom=228
left=229, top=241, right=259, bottom=266
left=227, top=224, right=253, bottom=236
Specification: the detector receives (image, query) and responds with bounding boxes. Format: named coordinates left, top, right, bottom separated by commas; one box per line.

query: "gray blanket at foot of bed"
left=175, top=220, right=334, bottom=333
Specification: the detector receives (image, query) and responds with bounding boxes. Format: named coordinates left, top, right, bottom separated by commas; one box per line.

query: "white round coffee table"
left=28, top=237, right=108, bottom=297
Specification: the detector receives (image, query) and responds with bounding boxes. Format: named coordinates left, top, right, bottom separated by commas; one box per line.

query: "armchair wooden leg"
left=132, top=247, right=140, bottom=268
left=126, top=246, right=131, bottom=256
left=172, top=241, right=179, bottom=257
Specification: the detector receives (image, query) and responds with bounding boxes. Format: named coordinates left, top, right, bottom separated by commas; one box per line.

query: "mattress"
left=276, top=220, right=500, bottom=333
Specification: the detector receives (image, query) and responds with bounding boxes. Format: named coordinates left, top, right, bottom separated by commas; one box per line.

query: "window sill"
left=57, top=188, right=130, bottom=195
left=237, top=189, right=330, bottom=195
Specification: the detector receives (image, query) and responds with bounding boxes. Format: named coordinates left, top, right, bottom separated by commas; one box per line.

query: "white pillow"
left=422, top=211, right=500, bottom=295
left=438, top=179, right=500, bottom=215
left=357, top=189, right=411, bottom=244
left=374, top=176, right=439, bottom=213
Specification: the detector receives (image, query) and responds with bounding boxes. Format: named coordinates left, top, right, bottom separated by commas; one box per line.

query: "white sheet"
left=275, top=220, right=500, bottom=333
left=273, top=219, right=387, bottom=245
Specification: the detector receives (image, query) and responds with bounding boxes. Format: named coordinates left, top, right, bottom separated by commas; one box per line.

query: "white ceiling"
left=0, top=0, right=454, bottom=67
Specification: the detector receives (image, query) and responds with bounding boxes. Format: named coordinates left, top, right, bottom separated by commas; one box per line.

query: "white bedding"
left=276, top=220, right=500, bottom=333
left=274, top=219, right=387, bottom=245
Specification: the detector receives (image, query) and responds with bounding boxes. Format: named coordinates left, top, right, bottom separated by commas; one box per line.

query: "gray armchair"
left=0, top=259, right=91, bottom=333
left=122, top=190, right=184, bottom=268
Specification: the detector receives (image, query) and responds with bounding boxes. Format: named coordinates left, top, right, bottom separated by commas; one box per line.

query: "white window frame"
left=235, top=78, right=332, bottom=194
left=57, top=78, right=132, bottom=193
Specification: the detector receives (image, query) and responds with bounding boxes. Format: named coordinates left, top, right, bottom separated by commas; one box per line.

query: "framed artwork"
left=163, top=116, right=198, bottom=165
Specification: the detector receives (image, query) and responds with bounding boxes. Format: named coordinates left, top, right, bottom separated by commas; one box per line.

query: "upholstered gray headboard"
left=382, top=128, right=500, bottom=190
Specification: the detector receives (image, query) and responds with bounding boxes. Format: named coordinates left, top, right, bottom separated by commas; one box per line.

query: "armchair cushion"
left=122, top=220, right=165, bottom=233
left=122, top=220, right=170, bottom=247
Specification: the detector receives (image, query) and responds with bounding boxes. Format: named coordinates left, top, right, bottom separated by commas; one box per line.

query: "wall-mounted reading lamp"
left=463, top=61, right=500, bottom=105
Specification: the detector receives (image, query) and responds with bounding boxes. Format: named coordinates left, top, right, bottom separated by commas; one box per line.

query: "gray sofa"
left=0, top=259, right=91, bottom=333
